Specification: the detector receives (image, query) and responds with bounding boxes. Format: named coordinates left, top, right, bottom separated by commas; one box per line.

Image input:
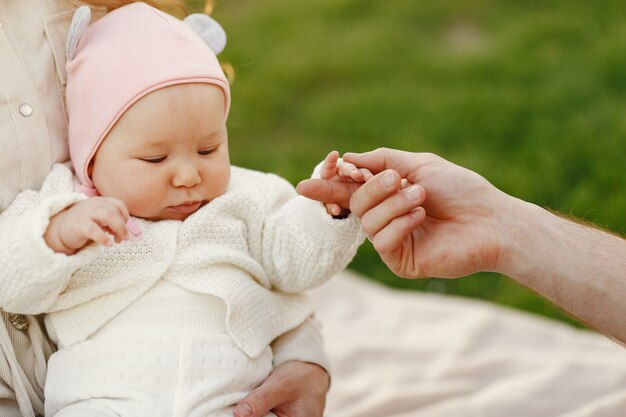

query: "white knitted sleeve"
left=272, top=316, right=331, bottom=374
left=260, top=173, right=366, bottom=293
left=0, top=165, right=100, bottom=314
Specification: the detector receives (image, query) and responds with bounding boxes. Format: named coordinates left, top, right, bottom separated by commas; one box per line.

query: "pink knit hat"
left=65, top=2, right=231, bottom=193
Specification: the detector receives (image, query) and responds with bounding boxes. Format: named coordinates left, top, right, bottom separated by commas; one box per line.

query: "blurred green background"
left=187, top=0, right=626, bottom=327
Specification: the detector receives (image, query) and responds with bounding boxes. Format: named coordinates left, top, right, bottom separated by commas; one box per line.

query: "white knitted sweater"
left=0, top=163, right=365, bottom=358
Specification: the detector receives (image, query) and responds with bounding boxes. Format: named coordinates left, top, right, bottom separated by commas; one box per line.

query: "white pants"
left=44, top=335, right=275, bottom=417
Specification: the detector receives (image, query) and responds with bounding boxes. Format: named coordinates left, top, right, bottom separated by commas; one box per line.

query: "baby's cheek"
left=123, top=191, right=160, bottom=218
left=207, top=168, right=230, bottom=200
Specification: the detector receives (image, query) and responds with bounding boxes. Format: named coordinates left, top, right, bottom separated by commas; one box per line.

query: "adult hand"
left=233, top=361, right=329, bottom=417
left=299, top=147, right=626, bottom=343
left=298, top=148, right=516, bottom=279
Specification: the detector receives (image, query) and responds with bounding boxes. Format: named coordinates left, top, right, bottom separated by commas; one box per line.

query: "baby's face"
left=90, top=83, right=230, bottom=221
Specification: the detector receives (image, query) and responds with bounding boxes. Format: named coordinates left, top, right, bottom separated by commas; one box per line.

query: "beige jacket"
left=0, top=2, right=328, bottom=416
left=0, top=0, right=81, bottom=212
left=1, top=1, right=81, bottom=415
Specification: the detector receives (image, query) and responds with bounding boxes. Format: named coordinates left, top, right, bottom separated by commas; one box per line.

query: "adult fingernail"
left=404, top=185, right=421, bottom=201
left=381, top=171, right=395, bottom=189
left=233, top=404, right=253, bottom=417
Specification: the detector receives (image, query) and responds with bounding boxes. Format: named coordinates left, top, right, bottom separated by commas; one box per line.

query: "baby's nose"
left=172, top=164, right=201, bottom=188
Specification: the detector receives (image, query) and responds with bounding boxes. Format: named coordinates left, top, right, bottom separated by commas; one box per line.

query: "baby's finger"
left=338, top=162, right=363, bottom=181
left=106, top=217, right=130, bottom=243
left=359, top=168, right=374, bottom=181
left=105, top=198, right=130, bottom=222
left=319, top=151, right=339, bottom=179
left=82, top=221, right=113, bottom=247
left=92, top=208, right=129, bottom=243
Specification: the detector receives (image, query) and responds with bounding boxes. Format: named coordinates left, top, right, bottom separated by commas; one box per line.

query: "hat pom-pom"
left=184, top=13, right=227, bottom=55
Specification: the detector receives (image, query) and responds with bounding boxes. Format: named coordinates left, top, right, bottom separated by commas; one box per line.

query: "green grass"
left=187, top=0, right=626, bottom=327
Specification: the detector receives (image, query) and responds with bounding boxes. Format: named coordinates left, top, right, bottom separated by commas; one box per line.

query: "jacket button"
left=8, top=314, right=29, bottom=331
left=19, top=103, right=33, bottom=117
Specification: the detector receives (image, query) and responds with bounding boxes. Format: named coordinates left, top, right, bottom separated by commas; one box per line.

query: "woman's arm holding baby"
left=234, top=317, right=331, bottom=417
left=234, top=360, right=329, bottom=417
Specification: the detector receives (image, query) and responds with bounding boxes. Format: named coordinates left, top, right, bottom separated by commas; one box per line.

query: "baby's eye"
left=140, top=156, right=167, bottom=163
left=198, top=148, right=216, bottom=156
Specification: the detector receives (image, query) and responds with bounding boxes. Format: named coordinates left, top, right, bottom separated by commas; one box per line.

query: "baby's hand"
left=44, top=197, right=130, bottom=255
left=319, top=151, right=373, bottom=217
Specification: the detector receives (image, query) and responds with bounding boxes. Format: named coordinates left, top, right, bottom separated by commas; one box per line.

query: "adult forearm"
left=498, top=197, right=626, bottom=343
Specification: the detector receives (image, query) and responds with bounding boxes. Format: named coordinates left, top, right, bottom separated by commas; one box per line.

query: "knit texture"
left=0, top=164, right=365, bottom=358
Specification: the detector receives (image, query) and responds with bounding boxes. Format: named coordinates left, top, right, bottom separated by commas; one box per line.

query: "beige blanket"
left=312, top=271, right=626, bottom=417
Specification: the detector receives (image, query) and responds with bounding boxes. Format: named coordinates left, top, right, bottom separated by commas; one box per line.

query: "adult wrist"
left=491, top=193, right=547, bottom=280
left=495, top=193, right=579, bottom=290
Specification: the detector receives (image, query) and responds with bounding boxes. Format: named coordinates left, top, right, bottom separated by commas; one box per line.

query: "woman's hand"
left=233, top=361, right=330, bottom=417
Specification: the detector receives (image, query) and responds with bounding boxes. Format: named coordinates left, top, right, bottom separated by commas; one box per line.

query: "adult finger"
left=343, top=148, right=431, bottom=179
left=348, top=169, right=402, bottom=218
left=360, top=184, right=425, bottom=238
left=233, top=377, right=289, bottom=417
left=371, top=208, right=426, bottom=272
left=296, top=179, right=361, bottom=208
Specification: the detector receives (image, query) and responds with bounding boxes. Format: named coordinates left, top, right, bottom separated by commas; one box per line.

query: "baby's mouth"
left=169, top=201, right=203, bottom=215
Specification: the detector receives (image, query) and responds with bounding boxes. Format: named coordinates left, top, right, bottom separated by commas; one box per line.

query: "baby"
left=0, top=3, right=364, bottom=417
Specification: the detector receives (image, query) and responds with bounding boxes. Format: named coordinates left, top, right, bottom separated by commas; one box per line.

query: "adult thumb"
left=296, top=178, right=360, bottom=208
left=343, top=147, right=422, bottom=180
left=233, top=382, right=284, bottom=417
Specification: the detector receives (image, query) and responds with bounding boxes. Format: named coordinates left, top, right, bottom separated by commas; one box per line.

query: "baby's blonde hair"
left=81, top=0, right=187, bottom=18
